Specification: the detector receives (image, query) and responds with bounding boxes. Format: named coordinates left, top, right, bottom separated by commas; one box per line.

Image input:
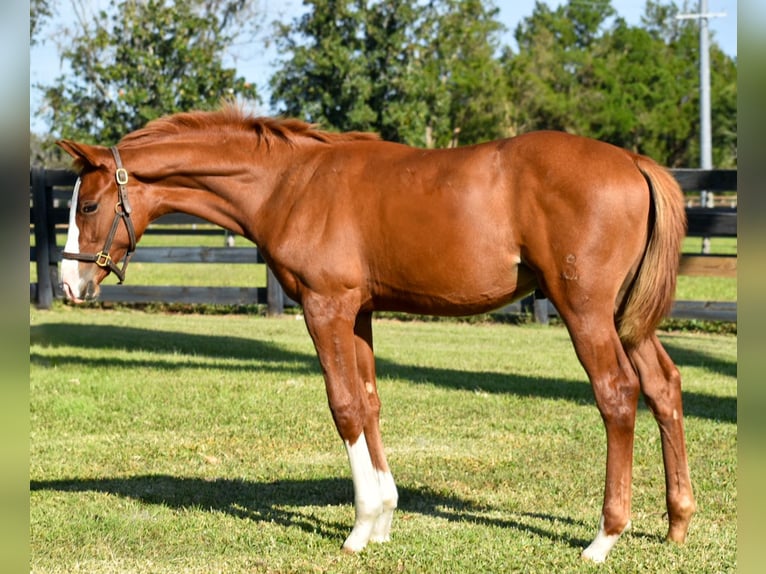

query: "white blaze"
left=60, top=178, right=82, bottom=297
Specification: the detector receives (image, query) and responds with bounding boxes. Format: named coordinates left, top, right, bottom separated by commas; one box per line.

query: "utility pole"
left=677, top=0, right=726, bottom=253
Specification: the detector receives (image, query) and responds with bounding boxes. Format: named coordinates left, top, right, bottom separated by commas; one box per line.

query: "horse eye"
left=81, top=202, right=99, bottom=214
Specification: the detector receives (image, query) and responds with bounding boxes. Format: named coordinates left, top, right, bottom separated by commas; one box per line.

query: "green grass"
left=675, top=275, right=736, bottom=302
left=30, top=305, right=736, bottom=573
left=682, top=236, right=737, bottom=256
left=677, top=237, right=736, bottom=302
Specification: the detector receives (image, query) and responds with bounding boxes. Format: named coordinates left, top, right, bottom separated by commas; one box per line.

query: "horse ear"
left=56, top=140, right=112, bottom=170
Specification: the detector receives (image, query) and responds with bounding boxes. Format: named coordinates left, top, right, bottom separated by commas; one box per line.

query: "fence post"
left=31, top=167, right=54, bottom=309
left=266, top=266, right=284, bottom=316
left=520, top=291, right=550, bottom=324
left=533, top=291, right=549, bottom=325
left=46, top=173, right=63, bottom=299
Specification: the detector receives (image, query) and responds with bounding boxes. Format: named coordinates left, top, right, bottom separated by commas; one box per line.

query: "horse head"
left=57, top=141, right=148, bottom=303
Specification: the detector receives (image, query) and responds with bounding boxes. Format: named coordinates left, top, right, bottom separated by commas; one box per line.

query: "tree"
left=591, top=8, right=700, bottom=166
left=708, top=43, right=737, bottom=167
left=31, top=0, right=56, bottom=45
left=38, top=0, right=260, bottom=145
left=270, top=0, right=509, bottom=147
left=270, top=0, right=380, bottom=134
left=610, top=0, right=736, bottom=167
left=504, top=0, right=616, bottom=135
left=503, top=0, right=737, bottom=167
left=409, top=0, right=510, bottom=147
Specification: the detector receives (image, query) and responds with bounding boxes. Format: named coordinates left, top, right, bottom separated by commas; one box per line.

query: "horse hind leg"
left=548, top=297, right=640, bottom=562
left=628, top=335, right=695, bottom=543
left=578, top=329, right=640, bottom=562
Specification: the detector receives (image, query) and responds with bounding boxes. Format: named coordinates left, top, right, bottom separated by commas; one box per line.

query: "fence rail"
left=30, top=167, right=736, bottom=322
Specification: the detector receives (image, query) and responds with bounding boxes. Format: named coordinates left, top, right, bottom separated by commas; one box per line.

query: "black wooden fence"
left=30, top=167, right=736, bottom=321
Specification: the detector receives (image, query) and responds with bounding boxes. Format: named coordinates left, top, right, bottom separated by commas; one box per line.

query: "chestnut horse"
left=58, top=106, right=694, bottom=562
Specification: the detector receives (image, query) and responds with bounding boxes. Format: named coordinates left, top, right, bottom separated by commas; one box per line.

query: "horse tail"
left=617, top=157, right=687, bottom=347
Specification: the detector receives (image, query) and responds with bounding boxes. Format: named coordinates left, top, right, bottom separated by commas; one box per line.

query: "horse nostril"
left=84, top=281, right=99, bottom=301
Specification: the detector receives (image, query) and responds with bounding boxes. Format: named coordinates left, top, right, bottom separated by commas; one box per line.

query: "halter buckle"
left=115, top=168, right=129, bottom=186
left=95, top=251, right=112, bottom=267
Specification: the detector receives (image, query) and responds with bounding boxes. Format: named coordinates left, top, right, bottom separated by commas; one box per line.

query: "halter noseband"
left=62, top=146, right=137, bottom=284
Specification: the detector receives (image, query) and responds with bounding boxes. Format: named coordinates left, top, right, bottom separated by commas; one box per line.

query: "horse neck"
left=131, top=137, right=290, bottom=243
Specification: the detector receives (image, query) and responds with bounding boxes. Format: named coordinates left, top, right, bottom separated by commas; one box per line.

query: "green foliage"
left=708, top=46, right=738, bottom=167
left=270, top=0, right=380, bottom=134
left=413, top=0, right=510, bottom=147
left=269, top=0, right=736, bottom=165
left=504, top=0, right=737, bottom=167
left=34, top=0, right=737, bottom=167
left=39, top=0, right=259, bottom=145
left=30, top=0, right=56, bottom=44
left=270, top=0, right=509, bottom=147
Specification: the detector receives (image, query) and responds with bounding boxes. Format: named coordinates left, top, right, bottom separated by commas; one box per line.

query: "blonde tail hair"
left=617, top=157, right=687, bottom=347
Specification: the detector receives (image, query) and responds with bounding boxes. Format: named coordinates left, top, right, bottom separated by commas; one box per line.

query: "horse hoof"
left=581, top=517, right=630, bottom=563
left=581, top=547, right=608, bottom=564
left=666, top=528, right=689, bottom=544
left=341, top=533, right=369, bottom=553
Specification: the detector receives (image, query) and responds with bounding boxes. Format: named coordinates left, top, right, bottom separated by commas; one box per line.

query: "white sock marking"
left=343, top=432, right=384, bottom=552
left=371, top=469, right=398, bottom=542
left=581, top=515, right=631, bottom=563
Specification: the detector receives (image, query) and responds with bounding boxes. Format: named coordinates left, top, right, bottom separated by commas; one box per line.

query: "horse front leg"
left=302, top=296, right=391, bottom=552
left=354, top=312, right=398, bottom=543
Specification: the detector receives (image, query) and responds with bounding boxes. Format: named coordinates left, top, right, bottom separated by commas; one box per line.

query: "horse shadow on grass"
left=30, top=474, right=600, bottom=550
left=30, top=322, right=736, bottom=423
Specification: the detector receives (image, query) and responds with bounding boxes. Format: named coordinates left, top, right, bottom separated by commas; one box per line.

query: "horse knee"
left=602, top=504, right=632, bottom=534
left=630, top=336, right=684, bottom=424
left=329, top=397, right=366, bottom=441
left=568, top=328, right=639, bottom=429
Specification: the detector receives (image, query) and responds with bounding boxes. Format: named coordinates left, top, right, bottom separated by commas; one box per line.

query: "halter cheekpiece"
left=62, top=146, right=137, bottom=283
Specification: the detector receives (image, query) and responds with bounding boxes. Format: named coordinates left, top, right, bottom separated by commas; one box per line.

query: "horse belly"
left=360, top=166, right=533, bottom=315
left=371, top=249, right=537, bottom=316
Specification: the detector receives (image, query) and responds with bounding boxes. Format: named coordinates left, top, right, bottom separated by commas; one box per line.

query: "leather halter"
left=62, top=147, right=137, bottom=284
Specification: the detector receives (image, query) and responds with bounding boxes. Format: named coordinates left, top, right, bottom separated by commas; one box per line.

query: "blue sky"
left=29, top=0, right=738, bottom=133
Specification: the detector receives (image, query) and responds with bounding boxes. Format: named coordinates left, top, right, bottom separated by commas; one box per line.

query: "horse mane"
left=118, top=104, right=380, bottom=148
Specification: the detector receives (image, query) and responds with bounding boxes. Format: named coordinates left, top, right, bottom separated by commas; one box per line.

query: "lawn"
left=29, top=305, right=736, bottom=573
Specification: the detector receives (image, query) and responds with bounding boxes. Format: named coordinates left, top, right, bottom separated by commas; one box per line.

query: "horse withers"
left=58, top=106, right=694, bottom=562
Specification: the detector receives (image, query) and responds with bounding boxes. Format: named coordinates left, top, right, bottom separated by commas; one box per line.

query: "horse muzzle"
left=60, top=259, right=102, bottom=303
